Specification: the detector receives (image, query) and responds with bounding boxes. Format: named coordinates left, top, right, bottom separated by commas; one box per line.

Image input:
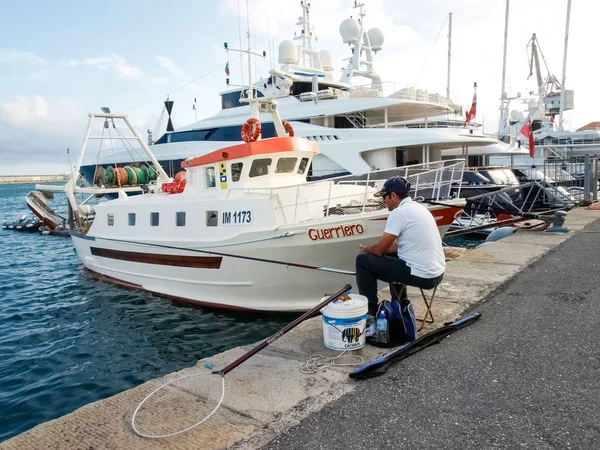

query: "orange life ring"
left=282, top=120, right=294, bottom=137
left=241, top=118, right=261, bottom=142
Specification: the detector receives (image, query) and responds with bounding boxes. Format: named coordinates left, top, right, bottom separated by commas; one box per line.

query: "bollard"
left=546, top=210, right=569, bottom=233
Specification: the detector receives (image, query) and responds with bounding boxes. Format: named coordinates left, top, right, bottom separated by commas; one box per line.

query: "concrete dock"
left=2, top=207, right=599, bottom=450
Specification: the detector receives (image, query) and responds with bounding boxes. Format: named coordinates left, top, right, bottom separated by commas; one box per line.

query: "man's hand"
left=359, top=244, right=369, bottom=253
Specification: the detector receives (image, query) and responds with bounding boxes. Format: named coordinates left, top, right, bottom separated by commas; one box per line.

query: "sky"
left=0, top=0, right=596, bottom=175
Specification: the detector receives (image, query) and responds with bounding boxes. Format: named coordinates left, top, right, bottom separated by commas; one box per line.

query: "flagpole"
left=558, top=0, right=572, bottom=132
left=499, top=0, right=510, bottom=132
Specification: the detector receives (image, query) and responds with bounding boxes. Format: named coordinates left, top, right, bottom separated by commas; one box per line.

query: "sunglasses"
left=381, top=192, right=391, bottom=200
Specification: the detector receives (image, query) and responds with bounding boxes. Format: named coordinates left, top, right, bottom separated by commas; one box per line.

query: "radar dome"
left=367, top=28, right=384, bottom=52
left=340, top=18, right=360, bottom=44
left=510, top=110, right=524, bottom=121
left=319, top=50, right=334, bottom=72
left=278, top=40, right=298, bottom=65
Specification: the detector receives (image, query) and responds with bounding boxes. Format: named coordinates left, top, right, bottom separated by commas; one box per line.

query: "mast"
left=246, top=0, right=253, bottom=101
left=558, top=0, right=572, bottom=131
left=446, top=12, right=453, bottom=99
left=499, top=0, right=510, bottom=130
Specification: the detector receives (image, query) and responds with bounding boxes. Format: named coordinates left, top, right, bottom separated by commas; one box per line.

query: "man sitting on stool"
left=356, top=176, right=445, bottom=322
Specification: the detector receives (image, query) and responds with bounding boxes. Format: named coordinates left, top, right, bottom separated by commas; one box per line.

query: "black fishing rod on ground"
left=213, top=284, right=352, bottom=376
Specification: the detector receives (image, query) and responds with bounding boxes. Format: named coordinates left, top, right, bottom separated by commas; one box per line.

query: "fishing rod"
left=94, top=235, right=356, bottom=276
left=132, top=284, right=352, bottom=438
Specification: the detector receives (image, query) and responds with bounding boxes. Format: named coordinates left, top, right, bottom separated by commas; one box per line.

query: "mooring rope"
left=300, top=351, right=365, bottom=374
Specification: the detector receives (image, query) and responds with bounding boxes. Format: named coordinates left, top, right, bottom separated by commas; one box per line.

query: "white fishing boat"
left=63, top=95, right=465, bottom=312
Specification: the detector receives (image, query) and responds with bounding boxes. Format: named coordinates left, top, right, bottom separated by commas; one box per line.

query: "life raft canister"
left=241, top=118, right=261, bottom=142
left=162, top=171, right=187, bottom=194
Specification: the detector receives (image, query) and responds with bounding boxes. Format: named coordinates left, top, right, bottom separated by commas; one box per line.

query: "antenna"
left=266, top=7, right=274, bottom=70
left=446, top=12, right=452, bottom=99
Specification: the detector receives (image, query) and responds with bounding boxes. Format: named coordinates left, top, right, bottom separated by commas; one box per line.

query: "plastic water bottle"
left=376, top=311, right=388, bottom=344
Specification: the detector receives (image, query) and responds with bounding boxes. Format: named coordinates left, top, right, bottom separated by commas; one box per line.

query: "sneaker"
left=366, top=314, right=376, bottom=327
left=365, top=323, right=377, bottom=337
left=365, top=314, right=377, bottom=337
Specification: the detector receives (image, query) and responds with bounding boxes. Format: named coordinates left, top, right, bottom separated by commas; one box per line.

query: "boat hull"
left=71, top=205, right=458, bottom=312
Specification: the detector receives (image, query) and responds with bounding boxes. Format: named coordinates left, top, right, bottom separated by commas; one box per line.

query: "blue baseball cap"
left=374, top=177, right=412, bottom=197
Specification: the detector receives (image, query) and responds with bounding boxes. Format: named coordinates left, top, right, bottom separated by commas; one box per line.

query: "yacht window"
left=231, top=163, right=243, bottom=182
left=276, top=158, right=297, bottom=173
left=297, top=158, right=309, bottom=174
left=249, top=158, right=272, bottom=178
left=206, top=210, right=218, bottom=227
left=176, top=211, right=186, bottom=227
left=150, top=212, right=159, bottom=226
left=128, top=213, right=136, bottom=226
left=169, top=129, right=212, bottom=143
left=107, top=213, right=114, bottom=226
left=205, top=167, right=216, bottom=188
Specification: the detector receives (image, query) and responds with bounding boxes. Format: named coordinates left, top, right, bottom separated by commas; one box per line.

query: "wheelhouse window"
left=150, top=212, right=159, bottom=226
left=206, top=210, right=218, bottom=227
left=128, top=213, right=136, bottom=226
left=176, top=211, right=186, bottom=227
left=275, top=157, right=298, bottom=174
left=205, top=167, right=216, bottom=188
left=231, top=163, right=243, bottom=182
left=249, top=158, right=272, bottom=178
left=297, top=157, right=309, bottom=174
left=107, top=213, right=114, bottom=226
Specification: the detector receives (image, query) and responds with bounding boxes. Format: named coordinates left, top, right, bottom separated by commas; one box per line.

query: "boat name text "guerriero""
left=308, top=223, right=365, bottom=241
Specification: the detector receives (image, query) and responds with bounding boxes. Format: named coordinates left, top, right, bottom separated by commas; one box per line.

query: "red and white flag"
left=520, top=118, right=536, bottom=158
left=464, top=82, right=477, bottom=126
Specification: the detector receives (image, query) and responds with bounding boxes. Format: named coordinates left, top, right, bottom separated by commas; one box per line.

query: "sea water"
left=0, top=184, right=293, bottom=442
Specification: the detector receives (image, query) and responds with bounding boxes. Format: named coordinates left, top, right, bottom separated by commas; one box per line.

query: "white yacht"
left=80, top=2, right=524, bottom=186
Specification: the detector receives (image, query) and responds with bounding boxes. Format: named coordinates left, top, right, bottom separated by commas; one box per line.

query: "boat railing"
left=228, top=160, right=465, bottom=225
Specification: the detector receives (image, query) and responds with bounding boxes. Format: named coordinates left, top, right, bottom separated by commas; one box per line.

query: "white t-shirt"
left=384, top=197, right=445, bottom=279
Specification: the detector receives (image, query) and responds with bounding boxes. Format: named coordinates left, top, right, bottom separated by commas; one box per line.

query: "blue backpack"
left=368, top=298, right=417, bottom=347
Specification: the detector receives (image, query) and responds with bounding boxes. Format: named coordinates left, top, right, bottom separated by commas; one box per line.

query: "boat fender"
left=282, top=120, right=294, bottom=137
left=241, top=118, right=261, bottom=142
left=484, top=226, right=516, bottom=243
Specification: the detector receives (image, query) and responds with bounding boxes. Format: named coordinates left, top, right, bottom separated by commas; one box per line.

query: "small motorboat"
left=2, top=214, right=42, bottom=232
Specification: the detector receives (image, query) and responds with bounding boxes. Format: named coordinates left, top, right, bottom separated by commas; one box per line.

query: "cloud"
left=0, top=96, right=49, bottom=126
left=156, top=56, right=188, bottom=78
left=0, top=49, right=48, bottom=65
left=68, top=53, right=144, bottom=80
left=0, top=96, right=85, bottom=170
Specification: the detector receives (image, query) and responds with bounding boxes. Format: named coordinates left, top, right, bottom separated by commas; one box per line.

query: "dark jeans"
left=355, top=252, right=444, bottom=316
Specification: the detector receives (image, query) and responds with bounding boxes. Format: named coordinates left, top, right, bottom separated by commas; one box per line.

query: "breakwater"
left=0, top=175, right=67, bottom=185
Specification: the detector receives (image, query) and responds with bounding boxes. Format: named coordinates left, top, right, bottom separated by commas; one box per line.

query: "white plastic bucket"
left=320, top=294, right=368, bottom=351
